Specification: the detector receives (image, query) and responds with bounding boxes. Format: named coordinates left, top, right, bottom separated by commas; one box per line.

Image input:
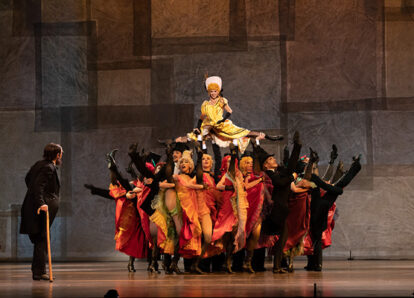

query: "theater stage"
left=0, top=259, right=413, bottom=297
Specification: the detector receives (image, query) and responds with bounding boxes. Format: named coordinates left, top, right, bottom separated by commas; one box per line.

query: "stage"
left=0, top=259, right=413, bottom=297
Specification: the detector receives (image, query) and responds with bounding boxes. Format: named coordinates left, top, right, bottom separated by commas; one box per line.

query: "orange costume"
left=109, top=183, right=148, bottom=259
left=175, top=175, right=203, bottom=258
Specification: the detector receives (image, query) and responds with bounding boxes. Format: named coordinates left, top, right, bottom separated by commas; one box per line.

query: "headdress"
left=205, top=76, right=222, bottom=92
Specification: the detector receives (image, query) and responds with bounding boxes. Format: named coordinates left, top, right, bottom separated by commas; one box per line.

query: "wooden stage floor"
left=0, top=259, right=413, bottom=297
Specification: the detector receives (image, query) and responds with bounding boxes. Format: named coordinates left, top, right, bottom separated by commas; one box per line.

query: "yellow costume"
left=187, top=76, right=251, bottom=152
left=187, top=96, right=251, bottom=153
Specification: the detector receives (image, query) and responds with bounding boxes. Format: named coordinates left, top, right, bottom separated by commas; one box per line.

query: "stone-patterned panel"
left=0, top=37, right=35, bottom=109
left=287, top=0, right=378, bottom=101
left=98, top=69, right=151, bottom=106
left=152, top=0, right=229, bottom=38
left=65, top=127, right=154, bottom=257
left=326, top=176, right=414, bottom=258
left=12, top=0, right=41, bottom=36
left=287, top=111, right=368, bottom=166
left=42, top=0, right=87, bottom=23
left=385, top=19, right=414, bottom=97
left=41, top=36, right=89, bottom=107
left=372, top=111, right=414, bottom=166
left=174, top=42, right=281, bottom=131
left=0, top=9, right=12, bottom=37
left=246, top=0, right=279, bottom=38
left=0, top=111, right=61, bottom=210
left=91, top=0, right=135, bottom=62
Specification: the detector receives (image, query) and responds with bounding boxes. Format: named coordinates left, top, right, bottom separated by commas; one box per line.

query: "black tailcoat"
left=20, top=160, right=60, bottom=235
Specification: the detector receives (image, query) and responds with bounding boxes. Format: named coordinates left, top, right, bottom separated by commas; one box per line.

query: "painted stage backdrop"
left=0, top=0, right=413, bottom=261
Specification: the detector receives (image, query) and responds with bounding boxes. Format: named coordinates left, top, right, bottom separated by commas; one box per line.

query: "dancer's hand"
left=143, top=177, right=153, bottom=185
left=37, top=204, right=48, bottom=214
left=126, top=191, right=136, bottom=199
left=193, top=128, right=200, bottom=135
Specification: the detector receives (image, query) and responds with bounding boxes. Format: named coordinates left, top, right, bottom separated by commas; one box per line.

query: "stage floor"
left=0, top=259, right=413, bottom=297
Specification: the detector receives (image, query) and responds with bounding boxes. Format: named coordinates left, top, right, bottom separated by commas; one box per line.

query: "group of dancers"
left=84, top=76, right=362, bottom=274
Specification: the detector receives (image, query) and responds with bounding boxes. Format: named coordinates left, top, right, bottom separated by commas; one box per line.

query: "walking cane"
left=46, top=209, right=53, bottom=282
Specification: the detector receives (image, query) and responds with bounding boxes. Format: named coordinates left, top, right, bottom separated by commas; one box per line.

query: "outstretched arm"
left=84, top=184, right=114, bottom=200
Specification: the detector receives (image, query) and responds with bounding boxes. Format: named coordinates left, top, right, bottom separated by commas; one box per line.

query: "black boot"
left=273, top=256, right=287, bottom=274
left=265, top=134, right=284, bottom=141
left=280, top=256, right=289, bottom=270
left=190, top=257, right=204, bottom=274
left=163, top=254, right=172, bottom=273
left=304, top=255, right=315, bottom=271
left=106, top=149, right=119, bottom=172
left=243, top=250, right=255, bottom=273
left=128, top=256, right=136, bottom=272
left=148, top=247, right=160, bottom=273
left=334, top=156, right=362, bottom=189
left=292, top=131, right=301, bottom=146
left=169, top=254, right=182, bottom=274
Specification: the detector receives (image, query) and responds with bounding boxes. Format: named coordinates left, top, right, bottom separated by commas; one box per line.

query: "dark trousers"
left=252, top=247, right=266, bottom=271
left=211, top=253, right=225, bottom=272
left=29, top=233, right=47, bottom=276
left=272, top=223, right=288, bottom=269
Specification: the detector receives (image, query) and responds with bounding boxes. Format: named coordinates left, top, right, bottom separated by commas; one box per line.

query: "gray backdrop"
left=1, top=0, right=413, bottom=261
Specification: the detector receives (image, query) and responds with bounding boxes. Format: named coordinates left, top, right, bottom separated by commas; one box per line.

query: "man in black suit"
left=257, top=131, right=301, bottom=273
left=20, top=143, right=63, bottom=280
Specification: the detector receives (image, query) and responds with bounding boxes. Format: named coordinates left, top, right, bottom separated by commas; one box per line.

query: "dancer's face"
left=173, top=150, right=182, bottom=163
left=202, top=154, right=212, bottom=172
left=245, top=158, right=253, bottom=173
left=264, top=156, right=278, bottom=170
left=180, top=159, right=191, bottom=174
left=208, top=89, right=219, bottom=100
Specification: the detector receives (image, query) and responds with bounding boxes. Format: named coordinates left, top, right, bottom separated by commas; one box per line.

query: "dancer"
left=107, top=150, right=149, bottom=272
left=306, top=150, right=362, bottom=271
left=20, top=143, right=63, bottom=281
left=183, top=76, right=282, bottom=153
left=127, top=143, right=176, bottom=273
left=258, top=131, right=302, bottom=273
left=213, top=142, right=248, bottom=273
left=238, top=149, right=266, bottom=273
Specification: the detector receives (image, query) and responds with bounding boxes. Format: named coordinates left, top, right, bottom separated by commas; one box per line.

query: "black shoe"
left=106, top=149, right=118, bottom=171
left=313, top=265, right=322, bottom=272
left=292, top=131, right=301, bottom=145
left=148, top=261, right=160, bottom=274
left=33, top=274, right=53, bottom=281
left=273, top=267, right=287, bottom=274
left=169, top=262, right=182, bottom=274
left=265, top=134, right=284, bottom=141
left=128, top=259, right=136, bottom=272
left=352, top=154, right=362, bottom=163
left=190, top=264, right=204, bottom=274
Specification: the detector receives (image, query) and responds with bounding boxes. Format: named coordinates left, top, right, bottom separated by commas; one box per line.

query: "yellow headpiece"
left=205, top=76, right=222, bottom=92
